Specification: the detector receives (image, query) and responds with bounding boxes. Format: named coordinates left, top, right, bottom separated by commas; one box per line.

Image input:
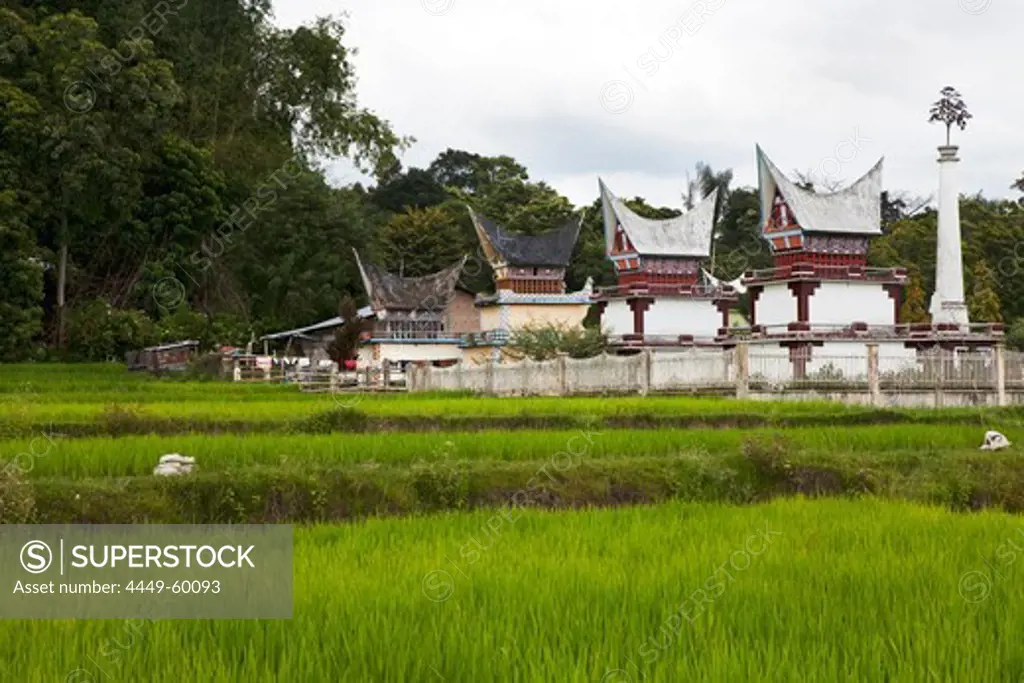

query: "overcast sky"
left=273, top=0, right=1022, bottom=210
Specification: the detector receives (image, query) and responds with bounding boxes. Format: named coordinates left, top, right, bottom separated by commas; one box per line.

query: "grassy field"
left=0, top=424, right=1018, bottom=479
left=2, top=499, right=1022, bottom=682
left=2, top=363, right=1022, bottom=681
left=1, top=364, right=1020, bottom=438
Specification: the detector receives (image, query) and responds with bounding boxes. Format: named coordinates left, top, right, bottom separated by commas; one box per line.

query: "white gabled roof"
left=599, top=178, right=718, bottom=258
left=756, top=145, right=883, bottom=236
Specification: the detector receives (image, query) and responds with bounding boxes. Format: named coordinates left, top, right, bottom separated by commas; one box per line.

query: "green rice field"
left=1, top=363, right=1022, bottom=681
left=2, top=499, right=1023, bottom=681
left=1, top=364, right=1020, bottom=435
left=1, top=424, right=1019, bottom=479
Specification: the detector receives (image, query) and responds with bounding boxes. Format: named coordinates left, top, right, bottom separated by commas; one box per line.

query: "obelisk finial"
left=928, top=86, right=972, bottom=147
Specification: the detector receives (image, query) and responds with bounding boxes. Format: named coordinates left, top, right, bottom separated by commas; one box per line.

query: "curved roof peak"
left=353, top=249, right=466, bottom=311
left=756, top=145, right=883, bottom=236
left=598, top=178, right=717, bottom=258
left=467, top=207, right=581, bottom=267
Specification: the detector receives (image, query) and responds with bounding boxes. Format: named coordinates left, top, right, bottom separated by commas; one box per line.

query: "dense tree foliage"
left=1, top=4, right=1022, bottom=361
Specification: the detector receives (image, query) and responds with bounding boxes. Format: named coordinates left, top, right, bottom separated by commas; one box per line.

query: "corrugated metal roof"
left=756, top=145, right=883, bottom=236
left=260, top=307, right=373, bottom=341
left=143, top=340, right=200, bottom=352
left=599, top=179, right=717, bottom=258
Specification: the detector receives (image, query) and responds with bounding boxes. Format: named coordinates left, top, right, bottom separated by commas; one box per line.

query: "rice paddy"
left=1, top=363, right=1021, bottom=681
left=1, top=424, right=1019, bottom=479
left=1, top=499, right=1022, bottom=681
left=2, top=364, right=1020, bottom=435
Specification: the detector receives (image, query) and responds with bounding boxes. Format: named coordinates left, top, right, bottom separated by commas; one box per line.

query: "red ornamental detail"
left=773, top=251, right=867, bottom=268
left=612, top=224, right=635, bottom=255
left=803, top=236, right=868, bottom=254
left=765, top=191, right=799, bottom=234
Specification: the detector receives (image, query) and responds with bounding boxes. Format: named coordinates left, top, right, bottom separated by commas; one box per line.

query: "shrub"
left=66, top=300, right=158, bottom=361
left=505, top=322, right=606, bottom=362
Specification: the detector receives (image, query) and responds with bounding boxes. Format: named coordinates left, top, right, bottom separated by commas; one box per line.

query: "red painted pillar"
left=748, top=287, right=762, bottom=327
left=788, top=282, right=820, bottom=323
left=628, top=298, right=653, bottom=336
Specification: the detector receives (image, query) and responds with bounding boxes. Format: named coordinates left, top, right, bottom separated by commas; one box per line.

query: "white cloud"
left=274, top=0, right=1023, bottom=209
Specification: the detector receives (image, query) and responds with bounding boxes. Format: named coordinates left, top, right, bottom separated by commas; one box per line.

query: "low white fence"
left=409, top=348, right=735, bottom=397
left=408, top=344, right=1024, bottom=407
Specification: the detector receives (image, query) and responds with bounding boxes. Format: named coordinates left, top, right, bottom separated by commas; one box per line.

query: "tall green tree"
left=370, top=164, right=449, bottom=213
left=1, top=9, right=182, bottom=345
left=901, top=268, right=930, bottom=324
left=0, top=198, right=44, bottom=360
left=967, top=260, right=1002, bottom=322
left=709, top=187, right=767, bottom=281
left=428, top=149, right=527, bottom=195
left=374, top=204, right=469, bottom=278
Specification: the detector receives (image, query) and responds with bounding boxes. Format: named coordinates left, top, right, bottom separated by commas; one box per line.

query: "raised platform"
left=592, top=283, right=739, bottom=302
left=608, top=333, right=723, bottom=350
left=743, top=263, right=907, bottom=286
left=604, top=322, right=1006, bottom=350
left=718, top=322, right=1005, bottom=348
left=476, top=290, right=592, bottom=306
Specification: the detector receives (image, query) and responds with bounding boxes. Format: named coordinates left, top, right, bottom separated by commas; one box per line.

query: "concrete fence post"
left=485, top=358, right=496, bottom=396
left=557, top=354, right=569, bottom=396
left=996, top=344, right=1007, bottom=407
left=735, top=343, right=750, bottom=399
left=934, top=349, right=947, bottom=409
left=867, top=344, right=880, bottom=406
left=640, top=350, right=652, bottom=396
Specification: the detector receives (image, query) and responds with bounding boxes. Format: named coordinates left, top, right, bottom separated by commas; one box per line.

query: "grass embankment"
left=2, top=499, right=1021, bottom=682
left=0, top=425, right=1016, bottom=479
left=1, top=399, right=1020, bottom=437
left=8, top=429, right=1024, bottom=523
left=3, top=362, right=1022, bottom=435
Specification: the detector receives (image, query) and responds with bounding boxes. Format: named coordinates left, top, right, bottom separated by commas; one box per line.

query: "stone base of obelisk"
left=929, top=297, right=970, bottom=328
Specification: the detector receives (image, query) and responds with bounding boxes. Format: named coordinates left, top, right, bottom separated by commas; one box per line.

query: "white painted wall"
left=875, top=342, right=920, bottom=375
left=747, top=343, right=791, bottom=382
left=506, top=303, right=590, bottom=329
left=367, top=343, right=462, bottom=364
left=748, top=340, right=919, bottom=382
left=756, top=285, right=795, bottom=327
left=646, top=299, right=721, bottom=338
left=602, top=300, right=635, bottom=336
left=480, top=303, right=589, bottom=331
left=755, top=282, right=896, bottom=329
left=810, top=282, right=894, bottom=326
left=652, top=349, right=733, bottom=387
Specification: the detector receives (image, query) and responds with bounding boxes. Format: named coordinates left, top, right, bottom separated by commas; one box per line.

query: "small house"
left=126, top=340, right=199, bottom=373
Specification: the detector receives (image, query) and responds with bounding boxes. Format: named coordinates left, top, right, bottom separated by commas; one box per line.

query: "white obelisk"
left=929, top=145, right=969, bottom=326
